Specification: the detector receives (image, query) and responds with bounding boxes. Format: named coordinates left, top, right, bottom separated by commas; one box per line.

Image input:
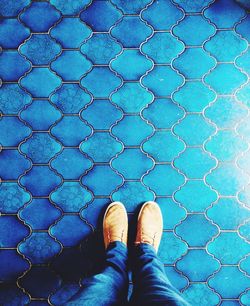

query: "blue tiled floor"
left=1, top=0, right=250, bottom=305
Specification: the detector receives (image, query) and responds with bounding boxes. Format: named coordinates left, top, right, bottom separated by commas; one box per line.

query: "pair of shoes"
left=103, top=201, right=163, bottom=252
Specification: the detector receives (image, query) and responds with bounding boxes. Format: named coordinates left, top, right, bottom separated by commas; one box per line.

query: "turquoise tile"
left=173, top=0, right=213, bottom=13
left=236, top=14, right=250, bottom=42
left=111, top=0, right=151, bottom=14
left=50, top=0, right=91, bottom=15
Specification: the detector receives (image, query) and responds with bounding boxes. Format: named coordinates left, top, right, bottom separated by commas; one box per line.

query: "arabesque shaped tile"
left=208, top=266, right=250, bottom=299
left=51, top=84, right=91, bottom=115
left=0, top=0, right=31, bottom=17
left=112, top=116, right=153, bottom=146
left=205, top=96, right=248, bottom=129
left=173, top=0, right=213, bottom=13
left=0, top=283, right=30, bottom=305
left=142, top=32, right=184, bottom=64
left=0, top=182, right=30, bottom=214
left=50, top=0, right=91, bottom=15
left=174, top=148, right=216, bottom=179
left=0, top=216, right=29, bottom=247
left=175, top=214, right=218, bottom=247
left=173, top=81, right=216, bottom=112
left=205, top=30, right=247, bottom=62
left=19, top=198, right=61, bottom=230
left=0, top=19, right=30, bottom=48
left=158, top=232, right=187, bottom=264
left=236, top=14, right=250, bottom=42
left=207, top=198, right=250, bottom=230
left=51, top=148, right=92, bottom=179
left=175, top=180, right=217, bottom=213
left=157, top=198, right=186, bottom=230
left=0, top=250, right=29, bottom=281
left=204, top=0, right=245, bottom=28
left=111, top=16, right=152, bottom=48
left=111, top=82, right=153, bottom=113
left=0, top=84, right=31, bottom=115
left=80, top=132, right=122, bottom=162
left=20, top=133, right=62, bottom=163
left=164, top=266, right=188, bottom=291
left=143, top=98, right=184, bottom=128
left=80, top=1, right=122, bottom=32
left=50, top=283, right=80, bottom=306
left=112, top=182, right=154, bottom=212
left=173, top=48, right=216, bottom=79
left=0, top=116, right=31, bottom=147
left=0, top=149, right=30, bottom=180
left=238, top=184, right=250, bottom=206
left=143, top=164, right=185, bottom=196
left=51, top=116, right=91, bottom=146
left=81, top=67, right=122, bottom=98
left=240, top=255, right=250, bottom=275
left=241, top=289, right=250, bottom=306
left=208, top=232, right=250, bottom=264
left=182, top=283, right=220, bottom=306
left=51, top=182, right=92, bottom=213
left=20, top=2, right=61, bottom=32
left=111, top=0, right=151, bottom=14
left=19, top=232, right=61, bottom=264
left=174, top=114, right=215, bottom=146
left=50, top=17, right=91, bottom=48
left=237, top=83, right=250, bottom=107
left=19, top=266, right=61, bottom=298
left=20, top=68, right=61, bottom=97
left=20, top=34, right=61, bottom=65
left=206, top=163, right=249, bottom=196
left=50, top=215, right=92, bottom=247
left=239, top=220, right=250, bottom=241
left=206, top=130, right=248, bottom=162
left=111, top=49, right=153, bottom=81
left=81, top=99, right=122, bottom=129
left=176, top=249, right=220, bottom=282
left=51, top=51, right=91, bottom=81
left=236, top=47, right=250, bottom=75
left=0, top=51, right=30, bottom=81
left=20, top=100, right=61, bottom=130
left=20, top=166, right=62, bottom=196
left=142, top=0, right=183, bottom=31
left=112, top=148, right=153, bottom=179
left=173, top=15, right=215, bottom=46
left=142, top=66, right=184, bottom=96
left=81, top=33, right=121, bottom=65
left=143, top=131, right=184, bottom=162
left=238, top=150, right=250, bottom=174
left=83, top=165, right=123, bottom=196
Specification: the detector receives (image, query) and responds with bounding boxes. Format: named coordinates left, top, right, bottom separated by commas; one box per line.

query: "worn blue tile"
left=0, top=249, right=30, bottom=281
left=239, top=220, right=250, bottom=241
left=20, top=34, right=61, bottom=65
left=81, top=67, right=122, bottom=98
left=51, top=148, right=92, bottom=179
left=81, top=99, right=122, bottom=129
left=20, top=100, right=62, bottom=130
left=236, top=14, right=250, bottom=42
left=51, top=182, right=92, bottom=213
left=0, top=0, right=31, bottom=17
left=183, top=283, right=220, bottom=306
left=19, top=266, right=61, bottom=299
left=51, top=0, right=91, bottom=15
left=81, top=33, right=121, bottom=65
left=20, top=68, right=61, bottom=97
left=19, top=232, right=61, bottom=264
left=51, top=116, right=91, bottom=146
left=20, top=166, right=62, bottom=196
left=0, top=51, right=30, bottom=81
left=240, top=255, right=250, bottom=275
left=0, top=116, right=31, bottom=147
left=0, top=149, right=31, bottom=180
left=236, top=48, right=250, bottom=75
left=111, top=16, right=152, bottom=48
left=0, top=283, right=30, bottom=305
left=20, top=2, right=61, bottom=32
left=50, top=215, right=92, bottom=247
left=237, top=83, right=250, bottom=107
left=0, top=19, right=30, bottom=49
left=111, top=0, right=151, bottom=14
left=19, top=198, right=61, bottom=230
left=173, top=0, right=213, bottom=13
left=111, top=49, right=153, bottom=81
left=173, top=15, right=215, bottom=46
left=142, top=0, right=183, bottom=30
left=0, top=215, right=29, bottom=247
left=80, top=1, right=122, bottom=32
left=241, top=291, right=250, bottom=306
left=80, top=132, right=122, bottom=162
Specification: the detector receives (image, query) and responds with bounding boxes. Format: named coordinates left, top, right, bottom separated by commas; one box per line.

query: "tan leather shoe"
left=135, top=201, right=163, bottom=252
left=103, top=201, right=128, bottom=249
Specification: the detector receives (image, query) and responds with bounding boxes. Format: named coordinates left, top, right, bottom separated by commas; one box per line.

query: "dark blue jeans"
left=66, top=242, right=190, bottom=306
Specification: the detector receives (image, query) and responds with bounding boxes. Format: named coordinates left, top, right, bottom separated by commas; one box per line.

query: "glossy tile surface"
left=1, top=0, right=250, bottom=305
